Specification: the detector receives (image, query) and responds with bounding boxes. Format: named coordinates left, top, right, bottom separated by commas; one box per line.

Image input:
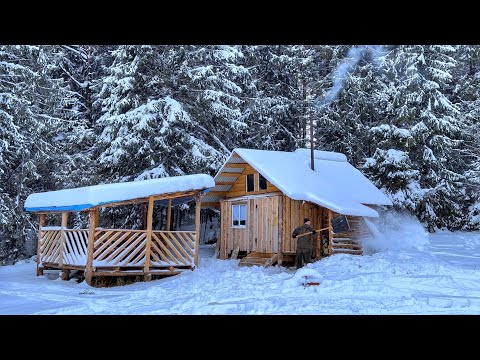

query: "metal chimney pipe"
left=310, top=110, right=314, bottom=171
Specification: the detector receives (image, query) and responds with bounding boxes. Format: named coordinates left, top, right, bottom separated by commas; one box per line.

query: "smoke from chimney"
left=316, top=45, right=386, bottom=109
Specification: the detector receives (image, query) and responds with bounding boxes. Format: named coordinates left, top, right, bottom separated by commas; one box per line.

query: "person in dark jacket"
left=292, top=218, right=316, bottom=269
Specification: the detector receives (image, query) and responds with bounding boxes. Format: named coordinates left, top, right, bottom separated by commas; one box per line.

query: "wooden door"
left=251, top=195, right=280, bottom=253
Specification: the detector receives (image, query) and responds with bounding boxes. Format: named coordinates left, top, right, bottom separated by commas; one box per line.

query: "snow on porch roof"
left=25, top=174, right=215, bottom=212
left=220, top=148, right=392, bottom=217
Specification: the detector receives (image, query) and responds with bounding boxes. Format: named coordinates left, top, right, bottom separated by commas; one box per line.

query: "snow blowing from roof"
left=25, top=174, right=215, bottom=212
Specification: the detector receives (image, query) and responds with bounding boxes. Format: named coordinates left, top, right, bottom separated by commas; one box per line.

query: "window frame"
left=246, top=173, right=255, bottom=192
left=231, top=203, right=247, bottom=228
left=258, top=173, right=267, bottom=190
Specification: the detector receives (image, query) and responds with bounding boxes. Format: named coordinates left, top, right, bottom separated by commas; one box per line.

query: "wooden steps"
left=332, top=241, right=363, bottom=255
left=332, top=249, right=363, bottom=255
left=239, top=252, right=278, bottom=267
left=332, top=239, right=363, bottom=255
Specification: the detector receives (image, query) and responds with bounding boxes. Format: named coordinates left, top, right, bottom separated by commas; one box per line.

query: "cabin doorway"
left=250, top=195, right=281, bottom=253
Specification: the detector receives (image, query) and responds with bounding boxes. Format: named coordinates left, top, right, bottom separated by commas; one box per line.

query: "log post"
left=220, top=200, right=227, bottom=260
left=85, top=209, right=97, bottom=286
left=278, top=196, right=284, bottom=265
left=194, top=192, right=201, bottom=266
left=58, top=212, right=69, bottom=275
left=36, top=213, right=46, bottom=276
left=166, top=198, right=172, bottom=231
left=143, top=196, right=154, bottom=280
left=315, top=212, right=321, bottom=259
left=328, top=209, right=333, bottom=255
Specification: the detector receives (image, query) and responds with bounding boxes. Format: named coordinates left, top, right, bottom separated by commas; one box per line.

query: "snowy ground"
left=1, top=231, right=480, bottom=314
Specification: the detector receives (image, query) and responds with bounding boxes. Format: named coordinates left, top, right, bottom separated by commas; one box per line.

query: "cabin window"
left=258, top=173, right=267, bottom=190
left=246, top=174, right=254, bottom=192
left=232, top=204, right=247, bottom=227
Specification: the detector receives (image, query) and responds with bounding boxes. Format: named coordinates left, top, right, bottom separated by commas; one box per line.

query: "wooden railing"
left=93, top=229, right=148, bottom=267
left=64, top=230, right=89, bottom=265
left=151, top=231, right=196, bottom=267
left=39, top=229, right=63, bottom=265
left=40, top=229, right=89, bottom=266
left=39, top=228, right=197, bottom=269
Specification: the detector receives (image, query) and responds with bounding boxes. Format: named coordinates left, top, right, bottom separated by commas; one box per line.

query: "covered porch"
left=25, top=174, right=215, bottom=286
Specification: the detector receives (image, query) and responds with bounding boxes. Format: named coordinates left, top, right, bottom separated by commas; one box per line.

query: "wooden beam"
left=36, top=213, right=46, bottom=276
left=152, top=190, right=200, bottom=202
left=203, top=191, right=228, bottom=197
left=93, top=271, right=182, bottom=277
left=84, top=189, right=204, bottom=210
left=58, top=212, right=69, bottom=269
left=194, top=192, right=201, bottom=266
left=143, top=196, right=154, bottom=278
left=85, top=209, right=97, bottom=285
left=220, top=200, right=227, bottom=259
left=328, top=209, right=333, bottom=255
left=166, top=198, right=172, bottom=231
left=223, top=163, right=248, bottom=168
left=61, top=212, right=69, bottom=228
left=278, top=196, right=284, bottom=265
left=214, top=182, right=236, bottom=185
left=216, top=172, right=242, bottom=178
left=200, top=202, right=221, bottom=208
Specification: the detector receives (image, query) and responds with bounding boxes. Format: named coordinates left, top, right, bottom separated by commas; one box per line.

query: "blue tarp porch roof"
left=25, top=174, right=215, bottom=212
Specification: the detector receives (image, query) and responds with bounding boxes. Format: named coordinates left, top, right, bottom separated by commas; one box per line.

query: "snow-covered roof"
left=25, top=174, right=215, bottom=212
left=211, top=148, right=392, bottom=217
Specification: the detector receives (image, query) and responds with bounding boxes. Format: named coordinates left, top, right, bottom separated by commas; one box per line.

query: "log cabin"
left=201, top=148, right=392, bottom=265
left=24, top=174, right=215, bottom=286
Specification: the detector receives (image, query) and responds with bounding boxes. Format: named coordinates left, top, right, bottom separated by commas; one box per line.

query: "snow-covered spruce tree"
left=48, top=46, right=113, bottom=190
left=364, top=45, right=470, bottom=231
left=93, top=45, right=247, bottom=227
left=0, top=46, right=74, bottom=263
left=453, top=45, right=480, bottom=230
left=239, top=45, right=317, bottom=151
left=94, top=45, right=248, bottom=182
left=40, top=45, right=115, bottom=229
left=312, top=45, right=389, bottom=167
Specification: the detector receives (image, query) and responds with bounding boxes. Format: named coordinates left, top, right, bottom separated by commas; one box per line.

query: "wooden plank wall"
left=220, top=195, right=280, bottom=258
left=281, top=195, right=324, bottom=254
left=219, top=192, right=370, bottom=260
left=225, top=164, right=280, bottom=198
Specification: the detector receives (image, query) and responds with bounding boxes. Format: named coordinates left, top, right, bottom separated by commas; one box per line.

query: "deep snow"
left=1, top=231, right=479, bottom=314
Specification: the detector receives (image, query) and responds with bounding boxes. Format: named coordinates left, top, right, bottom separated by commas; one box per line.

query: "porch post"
left=194, top=192, right=201, bottom=266
left=328, top=209, right=333, bottom=255
left=59, top=212, right=69, bottom=280
left=278, top=196, right=284, bottom=265
left=143, top=196, right=154, bottom=280
left=36, top=213, right=46, bottom=276
left=85, top=209, right=97, bottom=286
